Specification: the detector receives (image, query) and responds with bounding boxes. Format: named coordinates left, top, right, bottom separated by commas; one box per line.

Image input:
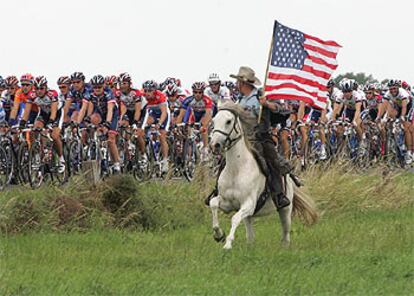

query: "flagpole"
left=258, top=22, right=276, bottom=124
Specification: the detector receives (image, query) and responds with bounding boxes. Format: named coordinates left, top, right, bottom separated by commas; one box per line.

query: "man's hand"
left=259, top=96, right=267, bottom=106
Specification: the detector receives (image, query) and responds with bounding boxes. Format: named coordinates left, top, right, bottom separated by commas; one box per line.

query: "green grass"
left=1, top=206, right=413, bottom=295
left=0, top=167, right=413, bottom=295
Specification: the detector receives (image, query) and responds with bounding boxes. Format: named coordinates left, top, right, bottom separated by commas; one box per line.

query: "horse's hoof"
left=223, top=242, right=232, bottom=250
left=213, top=228, right=226, bottom=243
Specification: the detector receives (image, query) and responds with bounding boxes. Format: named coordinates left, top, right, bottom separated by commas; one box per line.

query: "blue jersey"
left=85, top=87, right=117, bottom=116
left=68, top=83, right=93, bottom=106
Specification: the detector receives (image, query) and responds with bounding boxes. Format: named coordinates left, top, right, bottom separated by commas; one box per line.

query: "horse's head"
left=210, top=108, right=242, bottom=154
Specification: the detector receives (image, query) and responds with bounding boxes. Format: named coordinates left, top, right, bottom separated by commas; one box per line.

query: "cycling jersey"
left=204, top=86, right=231, bottom=103
left=1, top=89, right=16, bottom=115
left=384, top=88, right=411, bottom=107
left=366, top=94, right=383, bottom=111
left=68, top=83, right=93, bottom=106
left=181, top=95, right=213, bottom=113
left=27, top=90, right=60, bottom=114
left=328, top=87, right=343, bottom=105
left=85, top=87, right=119, bottom=132
left=85, top=87, right=117, bottom=116
left=337, top=90, right=364, bottom=111
left=115, top=88, right=143, bottom=111
left=144, top=90, right=167, bottom=112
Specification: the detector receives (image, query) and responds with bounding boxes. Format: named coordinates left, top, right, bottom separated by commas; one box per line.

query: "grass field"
left=0, top=167, right=413, bottom=295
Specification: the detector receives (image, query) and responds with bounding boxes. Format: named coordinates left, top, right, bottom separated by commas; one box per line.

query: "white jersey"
left=204, top=86, right=231, bottom=104
left=329, top=87, right=343, bottom=105
left=384, top=88, right=411, bottom=106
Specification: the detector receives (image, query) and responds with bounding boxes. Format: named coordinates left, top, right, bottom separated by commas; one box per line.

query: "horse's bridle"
left=212, top=108, right=243, bottom=151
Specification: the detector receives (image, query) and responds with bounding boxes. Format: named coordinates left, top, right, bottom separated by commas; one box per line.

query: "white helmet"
left=208, top=73, right=221, bottom=84
left=339, top=78, right=355, bottom=92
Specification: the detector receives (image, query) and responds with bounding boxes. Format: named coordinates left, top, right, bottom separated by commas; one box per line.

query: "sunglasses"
left=21, top=83, right=31, bottom=87
left=58, top=85, right=68, bottom=89
left=210, top=82, right=220, bottom=86
left=389, top=87, right=398, bottom=91
left=72, top=80, right=82, bottom=85
left=193, top=91, right=203, bottom=94
left=93, top=85, right=104, bottom=89
left=366, top=91, right=374, bottom=95
left=36, top=87, right=46, bottom=90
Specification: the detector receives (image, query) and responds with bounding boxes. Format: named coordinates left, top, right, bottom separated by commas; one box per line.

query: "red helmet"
left=105, top=75, right=118, bottom=85
left=401, top=81, right=410, bottom=91
left=20, top=73, right=34, bottom=84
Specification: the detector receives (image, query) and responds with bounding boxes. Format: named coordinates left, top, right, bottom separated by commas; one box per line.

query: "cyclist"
left=1, top=76, right=19, bottom=124
left=384, top=79, right=413, bottom=164
left=56, top=76, right=73, bottom=122
left=105, top=75, right=118, bottom=93
left=78, top=75, right=122, bottom=172
left=9, top=74, right=37, bottom=126
left=204, top=73, right=231, bottom=113
left=141, top=80, right=170, bottom=173
left=64, top=72, right=92, bottom=123
left=332, top=79, right=365, bottom=143
left=177, top=82, right=213, bottom=161
left=117, top=72, right=144, bottom=127
left=19, top=76, right=65, bottom=171
left=165, top=82, right=187, bottom=124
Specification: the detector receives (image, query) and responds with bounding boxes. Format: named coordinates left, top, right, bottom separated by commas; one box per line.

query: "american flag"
left=264, top=21, right=341, bottom=110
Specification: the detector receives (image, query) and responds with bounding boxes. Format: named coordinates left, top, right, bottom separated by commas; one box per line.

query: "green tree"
left=333, top=72, right=378, bottom=86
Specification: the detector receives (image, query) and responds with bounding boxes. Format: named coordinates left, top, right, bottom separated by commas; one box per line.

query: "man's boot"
left=271, top=192, right=290, bottom=210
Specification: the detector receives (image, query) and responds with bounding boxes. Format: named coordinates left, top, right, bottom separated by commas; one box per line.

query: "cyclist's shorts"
left=143, top=108, right=170, bottom=131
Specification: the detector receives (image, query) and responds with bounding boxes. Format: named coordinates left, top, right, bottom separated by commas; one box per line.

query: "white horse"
left=209, top=100, right=318, bottom=250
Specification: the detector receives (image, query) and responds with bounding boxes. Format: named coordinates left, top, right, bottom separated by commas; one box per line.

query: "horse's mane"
left=217, top=100, right=257, bottom=152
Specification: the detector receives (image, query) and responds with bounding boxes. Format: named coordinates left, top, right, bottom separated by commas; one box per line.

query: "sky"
left=1, top=0, right=413, bottom=89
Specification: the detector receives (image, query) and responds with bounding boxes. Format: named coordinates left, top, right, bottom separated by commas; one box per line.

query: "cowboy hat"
left=230, top=66, right=261, bottom=86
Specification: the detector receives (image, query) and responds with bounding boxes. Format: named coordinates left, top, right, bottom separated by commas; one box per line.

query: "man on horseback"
left=206, top=66, right=295, bottom=210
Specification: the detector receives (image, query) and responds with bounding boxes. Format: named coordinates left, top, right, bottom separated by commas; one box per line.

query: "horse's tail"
left=292, top=186, right=319, bottom=226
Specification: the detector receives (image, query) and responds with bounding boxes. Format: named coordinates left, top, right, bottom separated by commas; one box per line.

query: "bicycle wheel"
left=28, top=142, right=44, bottom=188
left=0, top=145, right=9, bottom=190
left=182, top=138, right=196, bottom=182
left=50, top=146, right=68, bottom=185
left=67, top=140, right=83, bottom=176
left=17, top=142, right=31, bottom=185
left=1, top=139, right=16, bottom=186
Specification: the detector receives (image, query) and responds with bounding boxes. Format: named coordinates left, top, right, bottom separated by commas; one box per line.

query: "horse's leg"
left=278, top=177, right=294, bottom=246
left=244, top=216, right=255, bottom=243
left=210, top=196, right=225, bottom=242
left=224, top=201, right=255, bottom=250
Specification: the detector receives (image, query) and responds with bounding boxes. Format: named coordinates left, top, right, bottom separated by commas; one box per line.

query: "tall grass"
left=0, top=165, right=412, bottom=234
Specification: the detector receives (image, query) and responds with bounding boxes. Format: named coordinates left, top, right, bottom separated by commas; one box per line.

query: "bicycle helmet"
left=20, top=73, right=34, bottom=84
left=224, top=81, right=235, bottom=90
left=327, top=79, right=335, bottom=88
left=34, top=76, right=48, bottom=88
left=142, top=80, right=158, bottom=90
left=401, top=81, right=410, bottom=91
left=5, top=75, right=19, bottom=86
left=165, top=83, right=178, bottom=96
left=208, top=73, right=221, bottom=84
left=70, top=72, right=85, bottom=81
left=105, top=75, right=118, bottom=85
left=192, top=81, right=206, bottom=91
left=0, top=76, right=5, bottom=88
left=118, top=72, right=131, bottom=83
left=57, top=76, right=71, bottom=85
left=387, top=79, right=401, bottom=87
left=339, top=79, right=354, bottom=92
left=90, top=75, right=105, bottom=86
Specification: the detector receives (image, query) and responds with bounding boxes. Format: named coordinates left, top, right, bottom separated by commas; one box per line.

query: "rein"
left=212, top=108, right=243, bottom=151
